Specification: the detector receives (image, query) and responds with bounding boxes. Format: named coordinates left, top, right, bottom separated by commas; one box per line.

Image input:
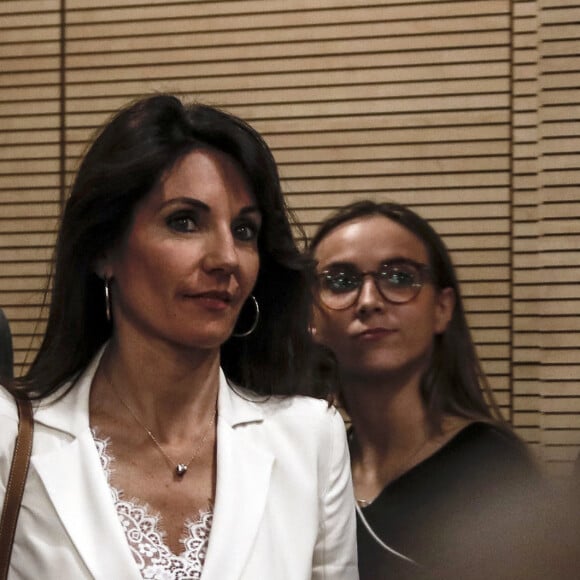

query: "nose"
left=203, top=228, right=239, bottom=275
left=356, top=275, right=385, bottom=315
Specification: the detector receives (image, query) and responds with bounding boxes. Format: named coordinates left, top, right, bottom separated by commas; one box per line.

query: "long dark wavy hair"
left=308, top=200, right=505, bottom=432
left=17, top=94, right=325, bottom=400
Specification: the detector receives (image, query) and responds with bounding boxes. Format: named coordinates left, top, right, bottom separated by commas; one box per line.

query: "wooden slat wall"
left=512, top=1, right=541, bottom=455
left=0, top=0, right=578, bottom=476
left=62, top=0, right=517, bottom=424
left=0, top=0, right=62, bottom=375
left=538, top=0, right=580, bottom=477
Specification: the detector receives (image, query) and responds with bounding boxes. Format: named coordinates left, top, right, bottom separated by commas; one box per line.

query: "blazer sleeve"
left=0, top=387, right=19, bottom=495
left=312, top=407, right=359, bottom=579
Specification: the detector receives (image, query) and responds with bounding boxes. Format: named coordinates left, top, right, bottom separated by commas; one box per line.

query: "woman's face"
left=311, top=214, right=454, bottom=382
left=102, top=148, right=261, bottom=352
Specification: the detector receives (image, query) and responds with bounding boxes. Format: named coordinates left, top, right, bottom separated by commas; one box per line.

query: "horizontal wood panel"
left=0, top=203, right=60, bottom=218
left=279, top=158, right=510, bottom=178
left=0, top=191, right=60, bottom=204
left=540, top=431, right=580, bottom=446
left=0, top=174, right=60, bottom=188
left=0, top=246, right=54, bottom=262
left=64, top=35, right=511, bottom=67
left=60, top=93, right=512, bottom=118
left=0, top=291, right=48, bottom=306
left=0, top=217, right=58, bottom=233
left=0, top=233, right=57, bottom=248
left=64, top=0, right=509, bottom=22
left=286, top=189, right=510, bottom=209
left=0, top=277, right=51, bottom=292
left=283, top=173, right=511, bottom=193
left=63, top=12, right=509, bottom=40
left=0, top=144, right=60, bottom=161
left=62, top=109, right=510, bottom=135
left=64, top=45, right=511, bottom=73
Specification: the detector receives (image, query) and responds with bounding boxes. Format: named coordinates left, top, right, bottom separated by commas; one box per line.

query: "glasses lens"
left=376, top=262, right=423, bottom=303
left=318, top=267, right=361, bottom=310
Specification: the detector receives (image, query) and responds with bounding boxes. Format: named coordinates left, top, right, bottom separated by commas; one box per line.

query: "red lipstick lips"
left=186, top=290, right=233, bottom=310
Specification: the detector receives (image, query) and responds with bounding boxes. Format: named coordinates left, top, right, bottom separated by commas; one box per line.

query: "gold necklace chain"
left=103, top=368, right=217, bottom=478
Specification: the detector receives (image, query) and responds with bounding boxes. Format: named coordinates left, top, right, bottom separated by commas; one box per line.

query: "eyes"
left=232, top=221, right=260, bottom=242
left=166, top=213, right=198, bottom=233
left=321, top=269, right=360, bottom=294
left=377, top=266, right=418, bottom=287
left=166, top=210, right=260, bottom=242
left=321, top=263, right=422, bottom=293
left=316, top=260, right=430, bottom=309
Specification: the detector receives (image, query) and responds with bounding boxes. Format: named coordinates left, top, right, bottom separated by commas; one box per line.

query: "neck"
left=95, top=336, right=220, bottom=441
left=344, top=372, right=431, bottom=461
left=342, top=368, right=438, bottom=501
left=343, top=369, right=471, bottom=500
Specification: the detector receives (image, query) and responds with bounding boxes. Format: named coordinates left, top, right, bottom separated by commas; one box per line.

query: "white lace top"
left=93, top=433, right=213, bottom=580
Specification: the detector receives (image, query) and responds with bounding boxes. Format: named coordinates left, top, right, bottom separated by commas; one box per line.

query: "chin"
left=342, top=356, right=411, bottom=379
left=170, top=329, right=234, bottom=351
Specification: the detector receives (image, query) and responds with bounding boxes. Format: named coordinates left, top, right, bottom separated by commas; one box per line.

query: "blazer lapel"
left=201, top=375, right=274, bottom=579
left=32, top=430, right=141, bottom=579
left=33, top=348, right=141, bottom=580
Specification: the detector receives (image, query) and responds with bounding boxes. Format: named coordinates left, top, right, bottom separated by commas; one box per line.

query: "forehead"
left=155, top=148, right=255, bottom=207
left=314, top=214, right=429, bottom=268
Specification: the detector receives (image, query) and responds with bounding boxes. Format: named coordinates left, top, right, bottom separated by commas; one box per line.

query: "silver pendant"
left=176, top=463, right=188, bottom=477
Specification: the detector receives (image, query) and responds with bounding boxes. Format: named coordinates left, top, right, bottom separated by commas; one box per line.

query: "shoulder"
left=0, top=384, right=18, bottom=426
left=257, top=393, right=343, bottom=435
left=451, top=422, right=529, bottom=456
left=438, top=421, right=540, bottom=481
left=229, top=386, right=347, bottom=453
left=230, top=381, right=339, bottom=424
left=253, top=396, right=351, bottom=494
left=0, top=386, right=20, bottom=480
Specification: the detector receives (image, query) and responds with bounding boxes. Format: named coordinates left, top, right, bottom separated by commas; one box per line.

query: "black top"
left=355, top=422, right=542, bottom=580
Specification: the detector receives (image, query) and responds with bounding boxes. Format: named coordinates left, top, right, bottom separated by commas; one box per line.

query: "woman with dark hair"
left=308, top=200, right=538, bottom=579
left=0, top=95, right=357, bottom=579
left=0, top=307, right=13, bottom=385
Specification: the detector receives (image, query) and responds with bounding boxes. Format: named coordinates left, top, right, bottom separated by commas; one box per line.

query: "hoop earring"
left=104, top=277, right=112, bottom=322
left=232, top=295, right=259, bottom=338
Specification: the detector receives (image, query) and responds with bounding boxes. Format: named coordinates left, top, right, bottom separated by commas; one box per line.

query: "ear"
left=309, top=305, right=323, bottom=343
left=93, top=252, right=114, bottom=281
left=434, top=286, right=455, bottom=335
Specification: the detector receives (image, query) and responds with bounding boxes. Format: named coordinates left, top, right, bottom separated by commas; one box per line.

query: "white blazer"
left=0, top=352, right=358, bottom=579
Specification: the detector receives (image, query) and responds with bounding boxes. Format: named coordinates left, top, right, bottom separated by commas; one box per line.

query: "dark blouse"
left=355, top=422, right=542, bottom=580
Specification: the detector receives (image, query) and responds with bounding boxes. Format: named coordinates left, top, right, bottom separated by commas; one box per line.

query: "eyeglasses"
left=315, top=260, right=431, bottom=310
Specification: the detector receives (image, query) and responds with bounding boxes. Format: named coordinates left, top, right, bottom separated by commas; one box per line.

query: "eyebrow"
left=321, top=261, right=356, bottom=270
left=321, top=257, right=424, bottom=270
left=163, top=197, right=210, bottom=212
left=238, top=205, right=262, bottom=219
left=162, top=197, right=262, bottom=218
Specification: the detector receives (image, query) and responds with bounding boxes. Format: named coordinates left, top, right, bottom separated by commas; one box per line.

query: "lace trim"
left=93, top=432, right=213, bottom=580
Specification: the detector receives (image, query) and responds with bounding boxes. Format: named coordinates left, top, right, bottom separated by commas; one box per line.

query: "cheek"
left=403, top=301, right=441, bottom=343
left=114, top=239, right=180, bottom=294
left=243, top=252, right=260, bottom=289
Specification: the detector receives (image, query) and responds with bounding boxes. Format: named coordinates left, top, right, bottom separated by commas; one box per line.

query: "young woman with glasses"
left=308, top=200, right=540, bottom=580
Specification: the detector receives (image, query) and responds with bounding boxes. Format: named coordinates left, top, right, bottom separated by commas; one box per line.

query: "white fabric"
left=0, top=349, right=358, bottom=580
left=93, top=433, right=212, bottom=580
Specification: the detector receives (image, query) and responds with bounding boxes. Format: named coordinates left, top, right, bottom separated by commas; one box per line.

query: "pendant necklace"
left=104, top=368, right=217, bottom=478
